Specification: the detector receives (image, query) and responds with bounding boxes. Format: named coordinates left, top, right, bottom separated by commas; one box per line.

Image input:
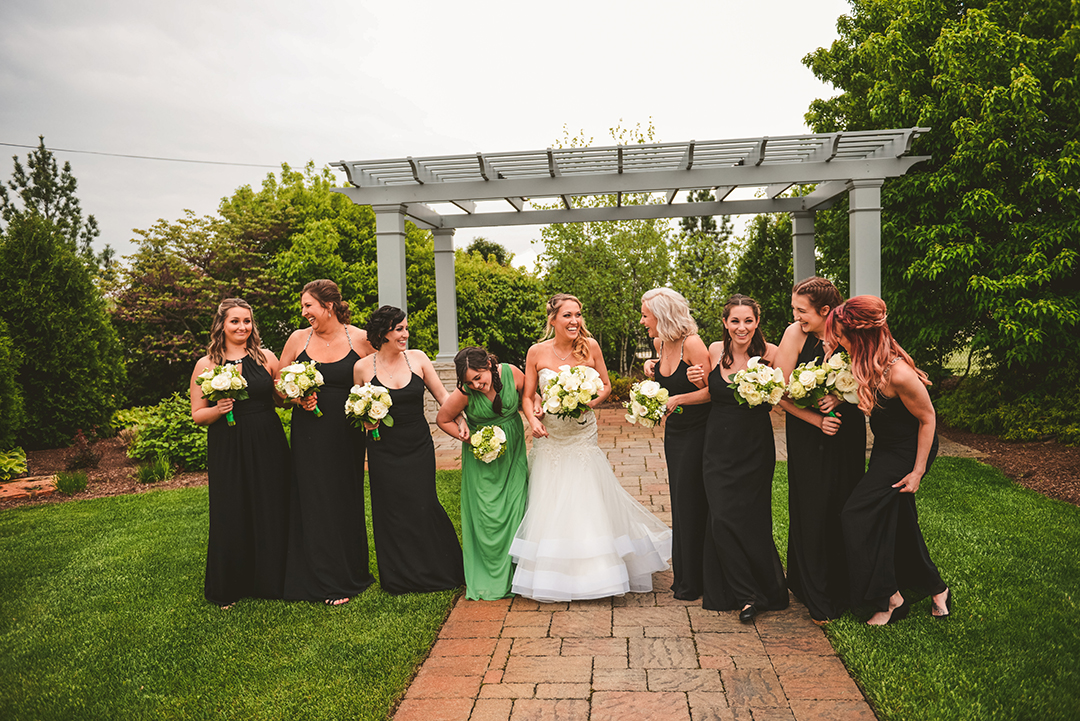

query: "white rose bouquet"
left=276, top=360, right=325, bottom=417
left=727, top=356, right=787, bottom=408
left=470, top=424, right=507, bottom=463
left=344, top=382, right=394, bottom=440
left=542, top=364, right=605, bottom=420
left=196, top=362, right=248, bottom=426
left=786, top=352, right=860, bottom=410
left=623, top=379, right=680, bottom=428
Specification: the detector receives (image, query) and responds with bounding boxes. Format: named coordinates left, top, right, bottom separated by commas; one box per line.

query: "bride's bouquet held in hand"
left=197, top=363, right=248, bottom=426
left=345, top=382, right=394, bottom=441
left=276, top=360, right=325, bottom=417
left=728, top=356, right=786, bottom=408
left=471, top=425, right=507, bottom=463
left=623, top=379, right=679, bottom=428
left=542, top=365, right=605, bottom=420
left=787, top=351, right=860, bottom=409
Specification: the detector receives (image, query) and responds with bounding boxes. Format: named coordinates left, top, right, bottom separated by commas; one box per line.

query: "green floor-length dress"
left=461, top=364, right=529, bottom=600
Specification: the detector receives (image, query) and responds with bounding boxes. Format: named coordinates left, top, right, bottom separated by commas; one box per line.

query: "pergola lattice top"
left=331, top=128, right=929, bottom=230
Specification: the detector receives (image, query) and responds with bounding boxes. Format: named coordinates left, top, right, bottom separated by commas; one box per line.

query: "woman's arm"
left=774, top=322, right=806, bottom=381
left=190, top=357, right=232, bottom=426
left=436, top=389, right=470, bottom=441
left=777, top=397, right=842, bottom=435
left=888, top=362, right=937, bottom=493
left=522, top=345, right=547, bottom=437
left=415, top=350, right=450, bottom=405
left=587, top=338, right=612, bottom=407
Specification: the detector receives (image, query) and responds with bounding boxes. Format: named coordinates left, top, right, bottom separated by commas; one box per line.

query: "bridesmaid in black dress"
left=687, top=295, right=788, bottom=622
left=190, top=298, right=290, bottom=608
left=774, top=277, right=864, bottom=623
left=827, top=295, right=951, bottom=625
left=278, top=280, right=376, bottom=606
left=354, top=305, right=465, bottom=595
left=640, top=288, right=712, bottom=601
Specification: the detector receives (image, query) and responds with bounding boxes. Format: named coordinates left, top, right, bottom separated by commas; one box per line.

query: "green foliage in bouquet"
left=127, top=393, right=207, bottom=471
left=0, top=446, right=27, bottom=482
left=54, top=470, right=88, bottom=495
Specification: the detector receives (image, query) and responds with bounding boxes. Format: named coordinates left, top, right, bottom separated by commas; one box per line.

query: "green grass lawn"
left=772, top=457, right=1080, bottom=721
left=0, top=470, right=463, bottom=721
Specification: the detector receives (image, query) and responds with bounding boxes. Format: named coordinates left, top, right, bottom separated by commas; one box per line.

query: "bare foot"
left=867, top=591, right=905, bottom=626
left=931, top=587, right=951, bottom=617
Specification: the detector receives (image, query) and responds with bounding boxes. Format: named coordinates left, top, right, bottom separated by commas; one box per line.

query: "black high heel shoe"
left=739, top=604, right=758, bottom=623
left=932, top=587, right=952, bottom=620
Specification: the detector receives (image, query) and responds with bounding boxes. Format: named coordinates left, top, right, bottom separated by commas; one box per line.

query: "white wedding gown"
left=509, top=369, right=673, bottom=602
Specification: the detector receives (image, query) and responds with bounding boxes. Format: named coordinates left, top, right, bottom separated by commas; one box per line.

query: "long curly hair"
left=720, top=294, right=767, bottom=369
left=641, top=287, right=697, bottom=343
left=207, top=298, right=264, bottom=366
left=542, top=293, right=591, bottom=363
left=455, top=347, right=504, bottom=414
left=302, top=279, right=351, bottom=324
left=825, top=295, right=930, bottom=414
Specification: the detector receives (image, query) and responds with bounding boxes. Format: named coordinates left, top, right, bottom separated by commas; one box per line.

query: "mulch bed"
left=2, top=425, right=1078, bottom=511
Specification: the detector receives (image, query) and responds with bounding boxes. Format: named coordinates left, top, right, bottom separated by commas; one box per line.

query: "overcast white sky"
left=1, top=0, right=851, bottom=269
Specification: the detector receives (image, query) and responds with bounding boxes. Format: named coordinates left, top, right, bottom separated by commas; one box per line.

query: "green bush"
left=0, top=319, right=25, bottom=450
left=276, top=407, right=292, bottom=443
left=136, top=455, right=173, bottom=484
left=54, top=470, right=88, bottom=495
left=0, top=446, right=27, bottom=481
left=937, top=368, right=1080, bottom=446
left=127, top=393, right=207, bottom=471
left=66, top=428, right=102, bottom=470
left=608, top=372, right=633, bottom=404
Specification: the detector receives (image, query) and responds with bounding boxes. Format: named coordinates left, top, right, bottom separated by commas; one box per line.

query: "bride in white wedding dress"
left=510, top=294, right=672, bottom=602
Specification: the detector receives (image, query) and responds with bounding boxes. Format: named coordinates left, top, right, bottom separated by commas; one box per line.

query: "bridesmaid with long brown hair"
left=190, top=298, right=290, bottom=608
left=827, top=295, right=951, bottom=625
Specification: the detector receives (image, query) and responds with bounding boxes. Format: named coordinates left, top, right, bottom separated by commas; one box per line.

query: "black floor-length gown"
left=701, top=362, right=788, bottom=613
left=784, top=336, right=866, bottom=621
left=842, top=387, right=946, bottom=612
left=204, top=356, right=291, bottom=606
left=368, top=369, right=464, bottom=595
left=655, top=343, right=710, bottom=601
left=283, top=336, right=374, bottom=602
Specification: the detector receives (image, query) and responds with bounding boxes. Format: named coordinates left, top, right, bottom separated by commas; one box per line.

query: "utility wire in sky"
left=0, top=141, right=280, bottom=169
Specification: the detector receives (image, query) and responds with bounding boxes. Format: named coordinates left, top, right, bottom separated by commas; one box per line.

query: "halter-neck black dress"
left=283, top=336, right=374, bottom=601
left=654, top=342, right=710, bottom=601
left=367, top=368, right=464, bottom=594
left=841, top=388, right=946, bottom=612
left=784, top=336, right=865, bottom=621
left=204, top=356, right=291, bottom=606
left=700, top=361, right=788, bottom=613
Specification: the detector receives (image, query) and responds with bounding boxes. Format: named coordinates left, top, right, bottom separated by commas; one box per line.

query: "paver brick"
left=478, top=683, right=536, bottom=699
left=613, top=606, right=690, bottom=628
left=550, top=611, right=612, bottom=637
left=695, top=632, right=767, bottom=657
left=591, top=668, right=648, bottom=691
left=509, top=699, right=589, bottom=721
left=699, top=655, right=736, bottom=671
left=393, top=698, right=474, bottom=721
left=406, top=672, right=483, bottom=699
left=469, top=698, right=513, bottom=721
left=431, top=637, right=500, bottom=657
left=593, top=654, right=628, bottom=669
left=722, top=668, right=787, bottom=708
left=503, top=656, right=592, bottom=684
left=420, top=655, right=490, bottom=676
left=687, top=691, right=736, bottom=721
left=647, top=668, right=724, bottom=692
left=771, top=656, right=864, bottom=700
left=489, top=638, right=513, bottom=671
left=451, top=599, right=513, bottom=621
left=513, top=638, right=561, bottom=655
left=760, top=632, right=835, bottom=656
left=441, top=620, right=506, bottom=639
left=787, top=699, right=877, bottom=721
left=534, top=683, right=591, bottom=699
left=560, top=637, right=626, bottom=656
left=629, top=637, right=699, bottom=669
left=591, top=691, right=691, bottom=721
left=505, top=611, right=553, bottom=627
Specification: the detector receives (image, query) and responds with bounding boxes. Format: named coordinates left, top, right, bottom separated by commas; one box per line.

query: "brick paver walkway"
left=403, top=408, right=977, bottom=721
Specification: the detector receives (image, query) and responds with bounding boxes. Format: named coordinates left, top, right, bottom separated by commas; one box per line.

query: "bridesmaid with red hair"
left=827, top=295, right=952, bottom=625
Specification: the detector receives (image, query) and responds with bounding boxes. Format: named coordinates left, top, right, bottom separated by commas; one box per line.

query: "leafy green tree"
left=672, top=196, right=736, bottom=343
left=464, top=236, right=513, bottom=266
left=455, top=249, right=545, bottom=366
left=803, top=0, right=1080, bottom=380
left=0, top=319, right=24, bottom=450
left=729, top=214, right=795, bottom=346
left=536, top=122, right=672, bottom=373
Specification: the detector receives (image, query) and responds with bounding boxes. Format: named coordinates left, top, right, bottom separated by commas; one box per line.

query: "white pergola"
left=331, top=128, right=929, bottom=361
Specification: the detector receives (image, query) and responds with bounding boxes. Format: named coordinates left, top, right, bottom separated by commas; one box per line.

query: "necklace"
left=552, top=343, right=573, bottom=362
left=315, top=329, right=337, bottom=347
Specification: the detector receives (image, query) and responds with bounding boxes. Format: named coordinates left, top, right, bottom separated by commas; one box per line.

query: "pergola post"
left=847, top=179, right=885, bottom=298
left=432, top=228, right=458, bottom=363
left=373, top=204, right=409, bottom=311
left=791, top=210, right=816, bottom=284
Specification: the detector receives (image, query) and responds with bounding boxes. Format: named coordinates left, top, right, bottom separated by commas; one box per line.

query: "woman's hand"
left=665, top=396, right=682, bottom=416
left=216, top=398, right=235, bottom=419
left=817, top=394, right=841, bottom=414
left=820, top=412, right=841, bottom=436
left=455, top=419, right=470, bottom=443
left=686, top=364, right=706, bottom=386
left=297, top=393, right=318, bottom=412
left=893, top=470, right=923, bottom=493
left=643, top=359, right=657, bottom=377
left=529, top=417, right=548, bottom=439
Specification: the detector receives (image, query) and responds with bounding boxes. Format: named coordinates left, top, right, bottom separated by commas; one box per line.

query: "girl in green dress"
left=437, top=347, right=529, bottom=600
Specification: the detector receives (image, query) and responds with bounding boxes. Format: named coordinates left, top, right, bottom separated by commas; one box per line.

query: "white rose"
left=768, top=387, right=784, bottom=405
left=544, top=397, right=562, bottom=415
left=788, top=380, right=807, bottom=399
left=369, top=401, right=389, bottom=420
left=201, top=380, right=213, bottom=394
left=283, top=381, right=300, bottom=399
left=198, top=369, right=214, bottom=381
left=492, top=426, right=506, bottom=443
left=798, top=370, right=818, bottom=388
left=350, top=384, right=364, bottom=395
left=284, top=373, right=296, bottom=384
left=743, top=388, right=763, bottom=406
left=656, top=388, right=670, bottom=403
left=640, top=417, right=656, bottom=428
left=827, top=353, right=846, bottom=370
left=284, top=364, right=306, bottom=375
left=561, top=395, right=577, bottom=410
left=835, top=370, right=858, bottom=393
left=210, top=374, right=231, bottom=392
left=638, top=380, right=661, bottom=398
left=297, top=374, right=312, bottom=390
left=482, top=450, right=500, bottom=463
left=313, top=371, right=324, bottom=385
left=577, top=390, right=593, bottom=404
left=230, top=375, right=245, bottom=390
left=562, top=373, right=581, bottom=391
left=738, top=382, right=755, bottom=398
left=815, top=367, right=829, bottom=383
